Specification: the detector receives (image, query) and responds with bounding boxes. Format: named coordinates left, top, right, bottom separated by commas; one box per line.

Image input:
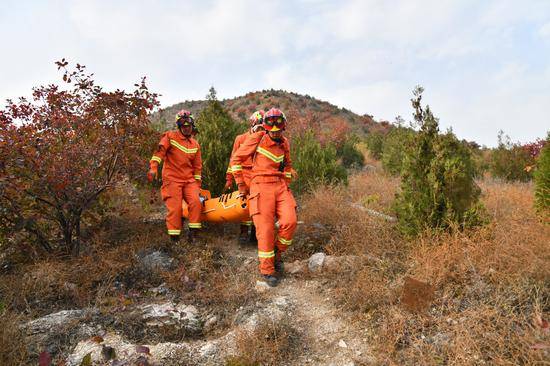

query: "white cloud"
left=1, top=0, right=549, bottom=145
left=539, top=22, right=550, bottom=40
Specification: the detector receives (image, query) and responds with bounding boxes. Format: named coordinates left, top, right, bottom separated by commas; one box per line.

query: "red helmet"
left=263, top=108, right=286, bottom=131
left=175, top=109, right=195, bottom=128
left=249, top=110, right=265, bottom=127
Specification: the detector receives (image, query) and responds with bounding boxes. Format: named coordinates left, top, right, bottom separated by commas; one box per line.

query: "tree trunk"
left=72, top=217, right=81, bottom=256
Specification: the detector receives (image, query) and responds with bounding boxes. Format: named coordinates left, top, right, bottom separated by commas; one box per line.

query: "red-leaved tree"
left=0, top=60, right=159, bottom=255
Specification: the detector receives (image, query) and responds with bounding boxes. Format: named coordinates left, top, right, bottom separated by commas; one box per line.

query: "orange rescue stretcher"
left=182, top=189, right=251, bottom=223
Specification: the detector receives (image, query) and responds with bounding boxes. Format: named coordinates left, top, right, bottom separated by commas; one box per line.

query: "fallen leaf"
left=136, top=345, right=151, bottom=355
left=80, top=352, right=92, bottom=366
left=39, top=351, right=52, bottom=366
left=101, top=345, right=116, bottom=360
left=136, top=356, right=150, bottom=366
left=90, top=335, right=104, bottom=343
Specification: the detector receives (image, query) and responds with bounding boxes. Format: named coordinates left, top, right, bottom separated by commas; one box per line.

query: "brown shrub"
left=226, top=317, right=301, bottom=366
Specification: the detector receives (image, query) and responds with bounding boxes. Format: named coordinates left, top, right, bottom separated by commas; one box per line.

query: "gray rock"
left=138, top=251, right=177, bottom=273
left=255, top=280, right=272, bottom=292
left=203, top=315, right=219, bottom=333
left=24, top=309, right=101, bottom=356
left=308, top=252, right=326, bottom=272
left=140, top=302, right=202, bottom=333
left=286, top=260, right=307, bottom=274
left=25, top=310, right=87, bottom=335
left=148, top=282, right=170, bottom=296
left=199, top=342, right=218, bottom=357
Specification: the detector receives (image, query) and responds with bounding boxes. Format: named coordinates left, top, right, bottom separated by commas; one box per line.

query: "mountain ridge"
left=150, top=89, right=391, bottom=135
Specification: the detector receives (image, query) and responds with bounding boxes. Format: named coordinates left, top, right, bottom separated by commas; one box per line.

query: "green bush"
left=365, top=131, right=385, bottom=160
left=381, top=126, right=415, bottom=176
left=393, top=87, right=484, bottom=236
left=196, top=87, right=244, bottom=196
left=291, top=130, right=347, bottom=195
left=534, top=133, right=550, bottom=217
left=489, top=131, right=533, bottom=182
left=338, top=136, right=365, bottom=169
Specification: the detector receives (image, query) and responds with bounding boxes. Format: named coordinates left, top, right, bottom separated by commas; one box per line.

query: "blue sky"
left=1, top=0, right=549, bottom=146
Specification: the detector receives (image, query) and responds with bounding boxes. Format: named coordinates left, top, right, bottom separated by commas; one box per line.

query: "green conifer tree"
left=196, top=87, right=244, bottom=196
left=394, top=86, right=484, bottom=236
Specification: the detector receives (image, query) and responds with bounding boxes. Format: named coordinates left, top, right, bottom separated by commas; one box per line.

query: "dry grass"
left=164, top=235, right=259, bottom=333
left=0, top=215, right=169, bottom=317
left=0, top=311, right=28, bottom=366
left=226, top=317, right=302, bottom=366
left=297, top=169, right=550, bottom=365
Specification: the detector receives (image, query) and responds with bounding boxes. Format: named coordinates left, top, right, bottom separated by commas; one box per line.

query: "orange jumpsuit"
left=150, top=130, right=202, bottom=236
left=230, top=131, right=297, bottom=275
left=226, top=131, right=254, bottom=226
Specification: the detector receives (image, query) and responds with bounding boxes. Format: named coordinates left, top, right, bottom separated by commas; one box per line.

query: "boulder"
left=308, top=252, right=326, bottom=273
left=140, top=302, right=202, bottom=334
left=138, top=251, right=177, bottom=274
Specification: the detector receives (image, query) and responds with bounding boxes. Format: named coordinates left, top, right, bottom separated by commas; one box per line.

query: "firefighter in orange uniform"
left=230, top=108, right=297, bottom=287
left=148, top=110, right=203, bottom=244
left=225, top=110, right=265, bottom=244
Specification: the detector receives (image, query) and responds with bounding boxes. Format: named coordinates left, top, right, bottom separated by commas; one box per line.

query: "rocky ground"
left=22, top=230, right=377, bottom=366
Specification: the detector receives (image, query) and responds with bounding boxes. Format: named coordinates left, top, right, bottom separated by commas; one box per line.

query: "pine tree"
left=393, top=86, right=484, bottom=236
left=196, top=87, right=244, bottom=196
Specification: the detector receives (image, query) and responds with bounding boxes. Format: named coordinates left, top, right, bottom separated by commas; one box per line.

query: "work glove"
left=147, top=169, right=157, bottom=182
left=237, top=183, right=249, bottom=197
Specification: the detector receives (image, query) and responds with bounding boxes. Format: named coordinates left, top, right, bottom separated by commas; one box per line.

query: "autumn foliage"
left=0, top=60, right=159, bottom=255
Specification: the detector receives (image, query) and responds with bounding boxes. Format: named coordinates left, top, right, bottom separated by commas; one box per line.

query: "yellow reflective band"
left=258, top=250, right=275, bottom=258
left=242, top=221, right=253, bottom=226
left=278, top=237, right=293, bottom=246
left=170, top=139, right=198, bottom=154
left=285, top=172, right=292, bottom=178
left=256, top=147, right=284, bottom=163
left=194, top=175, right=201, bottom=180
left=168, top=229, right=181, bottom=235
left=188, top=223, right=202, bottom=229
left=231, top=165, right=242, bottom=171
left=226, top=166, right=232, bottom=173
left=151, top=156, right=162, bottom=164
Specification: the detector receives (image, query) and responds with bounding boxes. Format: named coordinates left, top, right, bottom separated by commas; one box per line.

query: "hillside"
left=151, top=89, right=391, bottom=135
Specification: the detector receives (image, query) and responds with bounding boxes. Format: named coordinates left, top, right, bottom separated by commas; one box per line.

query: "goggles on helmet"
left=176, top=115, right=194, bottom=128
left=264, top=116, right=285, bottom=127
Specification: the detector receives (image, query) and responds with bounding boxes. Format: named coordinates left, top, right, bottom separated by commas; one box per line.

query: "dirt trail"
left=235, top=244, right=375, bottom=366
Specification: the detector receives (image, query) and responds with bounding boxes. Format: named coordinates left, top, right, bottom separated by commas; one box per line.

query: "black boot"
left=248, top=225, right=258, bottom=244
left=274, top=248, right=284, bottom=276
left=262, top=274, right=279, bottom=287
left=187, top=228, right=200, bottom=244
left=169, top=235, right=180, bottom=244
left=238, top=225, right=249, bottom=245
left=274, top=258, right=284, bottom=276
